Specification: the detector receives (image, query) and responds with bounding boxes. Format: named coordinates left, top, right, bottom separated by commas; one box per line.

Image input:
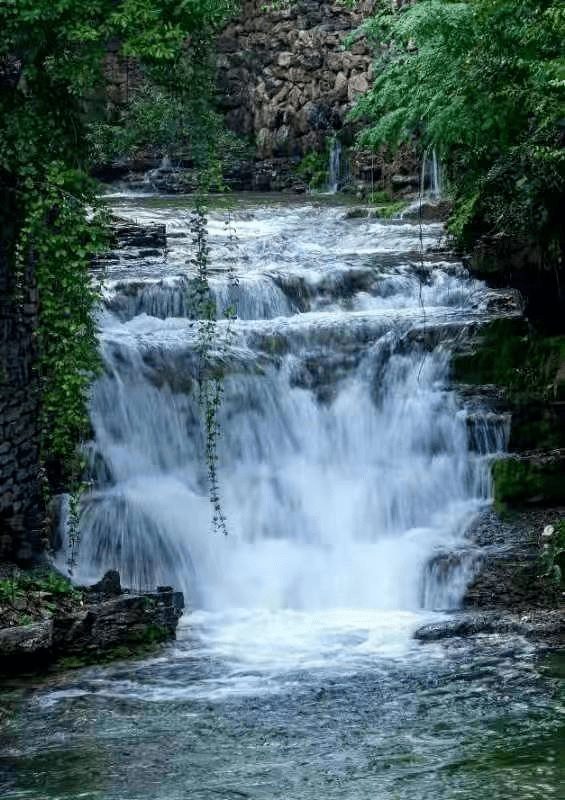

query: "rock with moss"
left=0, top=569, right=184, bottom=674
left=492, top=453, right=565, bottom=513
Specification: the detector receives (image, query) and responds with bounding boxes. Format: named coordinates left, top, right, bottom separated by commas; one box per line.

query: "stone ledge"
left=415, top=610, right=565, bottom=648
left=0, top=574, right=184, bottom=673
left=113, top=219, right=166, bottom=250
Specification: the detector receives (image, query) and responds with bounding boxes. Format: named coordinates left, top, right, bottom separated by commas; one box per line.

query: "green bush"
left=293, top=151, right=329, bottom=189
left=539, top=521, right=565, bottom=585
left=349, top=0, right=565, bottom=261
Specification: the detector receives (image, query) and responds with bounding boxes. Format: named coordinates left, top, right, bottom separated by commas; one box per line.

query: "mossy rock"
left=344, top=208, right=369, bottom=219
left=453, top=319, right=565, bottom=398
left=254, top=334, right=290, bottom=356
left=455, top=319, right=565, bottom=455
left=508, top=402, right=565, bottom=452
left=127, top=622, right=171, bottom=646
left=493, top=456, right=565, bottom=512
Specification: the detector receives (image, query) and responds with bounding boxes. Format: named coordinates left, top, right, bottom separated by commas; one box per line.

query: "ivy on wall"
left=0, top=0, right=239, bottom=506
left=14, top=165, right=108, bottom=483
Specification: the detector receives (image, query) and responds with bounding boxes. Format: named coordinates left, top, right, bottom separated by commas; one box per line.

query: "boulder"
left=0, top=573, right=184, bottom=674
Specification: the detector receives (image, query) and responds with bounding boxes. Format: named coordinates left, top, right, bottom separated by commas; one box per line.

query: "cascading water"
left=421, top=147, right=442, bottom=198
left=327, top=138, right=342, bottom=193
left=68, top=200, right=517, bottom=669
left=14, top=200, right=564, bottom=800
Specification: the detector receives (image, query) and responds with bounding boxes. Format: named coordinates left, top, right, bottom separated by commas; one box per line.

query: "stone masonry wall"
left=0, top=233, right=43, bottom=564
left=100, top=1, right=420, bottom=191
left=217, top=0, right=377, bottom=161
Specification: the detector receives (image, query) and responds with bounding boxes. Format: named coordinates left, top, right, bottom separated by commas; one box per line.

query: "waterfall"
left=70, top=202, right=515, bottom=615
left=327, top=138, right=342, bottom=193
left=421, top=147, right=442, bottom=198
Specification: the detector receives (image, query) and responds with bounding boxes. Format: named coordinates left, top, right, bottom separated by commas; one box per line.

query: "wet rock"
left=0, top=619, right=53, bottom=657
left=87, top=568, right=121, bottom=599
left=0, top=574, right=184, bottom=673
left=466, top=234, right=565, bottom=328
left=113, top=219, right=166, bottom=250
left=415, top=610, right=565, bottom=647
left=52, top=588, right=184, bottom=659
left=401, top=200, right=452, bottom=222
left=460, top=508, right=565, bottom=610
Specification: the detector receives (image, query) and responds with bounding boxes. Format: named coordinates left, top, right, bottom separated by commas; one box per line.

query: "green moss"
left=127, top=622, right=171, bottom=646
left=293, top=150, right=329, bottom=190
left=344, top=208, right=369, bottom=219
left=492, top=457, right=565, bottom=513
left=254, top=334, right=289, bottom=356
left=455, top=319, right=565, bottom=455
left=454, top=319, right=565, bottom=398
left=508, top=404, right=565, bottom=452
left=376, top=200, right=408, bottom=219
left=368, top=189, right=393, bottom=204
left=56, top=629, right=171, bottom=672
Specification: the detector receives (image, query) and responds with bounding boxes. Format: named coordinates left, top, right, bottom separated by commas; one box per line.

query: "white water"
left=327, top=138, right=342, bottom=193
left=69, top=201, right=516, bottom=684
left=421, top=147, right=442, bottom=198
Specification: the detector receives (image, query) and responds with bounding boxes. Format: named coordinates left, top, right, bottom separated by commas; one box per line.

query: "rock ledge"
left=0, top=571, right=184, bottom=673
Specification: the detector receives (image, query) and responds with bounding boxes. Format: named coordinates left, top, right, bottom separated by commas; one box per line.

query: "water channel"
left=1, top=197, right=564, bottom=799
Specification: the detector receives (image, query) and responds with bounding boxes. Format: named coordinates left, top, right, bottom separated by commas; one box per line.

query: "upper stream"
left=2, top=197, right=564, bottom=799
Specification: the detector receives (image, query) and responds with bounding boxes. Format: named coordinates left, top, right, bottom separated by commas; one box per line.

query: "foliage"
left=368, top=189, right=393, bottom=204
left=188, top=195, right=230, bottom=536
left=15, top=164, right=107, bottom=480
left=0, top=568, right=82, bottom=606
left=87, top=15, right=247, bottom=179
left=293, top=150, right=329, bottom=190
left=376, top=200, right=407, bottom=219
left=539, top=521, right=565, bottom=585
left=0, top=0, right=238, bottom=498
left=349, top=0, right=565, bottom=256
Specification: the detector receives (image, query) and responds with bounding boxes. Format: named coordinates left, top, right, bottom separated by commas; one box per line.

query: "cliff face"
left=216, top=0, right=376, bottom=160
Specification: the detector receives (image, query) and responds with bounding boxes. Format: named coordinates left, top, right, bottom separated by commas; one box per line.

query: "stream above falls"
left=3, top=196, right=563, bottom=800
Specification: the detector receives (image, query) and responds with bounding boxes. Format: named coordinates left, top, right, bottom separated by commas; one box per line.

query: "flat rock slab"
left=113, top=219, right=167, bottom=250
left=0, top=619, right=53, bottom=656
left=0, top=585, right=184, bottom=672
left=415, top=610, right=565, bottom=647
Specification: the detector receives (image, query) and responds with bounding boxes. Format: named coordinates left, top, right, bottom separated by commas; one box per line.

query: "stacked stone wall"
left=0, top=251, right=43, bottom=564
left=99, top=1, right=420, bottom=191
left=217, top=0, right=377, bottom=161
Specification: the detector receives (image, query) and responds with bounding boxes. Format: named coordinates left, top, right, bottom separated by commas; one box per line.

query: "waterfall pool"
left=2, top=197, right=562, bottom=799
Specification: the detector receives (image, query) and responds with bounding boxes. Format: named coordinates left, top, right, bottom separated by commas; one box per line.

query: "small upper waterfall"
left=327, top=138, right=342, bottom=193
left=421, top=147, right=442, bottom=198
left=72, top=201, right=517, bottom=617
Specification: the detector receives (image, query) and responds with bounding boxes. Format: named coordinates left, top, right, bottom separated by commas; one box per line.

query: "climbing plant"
left=0, top=0, right=238, bottom=503
left=14, top=164, right=107, bottom=484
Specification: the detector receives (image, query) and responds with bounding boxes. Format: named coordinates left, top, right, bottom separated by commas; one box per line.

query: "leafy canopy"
left=349, top=0, right=565, bottom=251
left=0, top=0, right=237, bottom=484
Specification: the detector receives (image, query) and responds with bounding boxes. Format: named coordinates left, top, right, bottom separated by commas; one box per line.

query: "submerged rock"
left=417, top=509, right=565, bottom=647
left=113, top=219, right=166, bottom=250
